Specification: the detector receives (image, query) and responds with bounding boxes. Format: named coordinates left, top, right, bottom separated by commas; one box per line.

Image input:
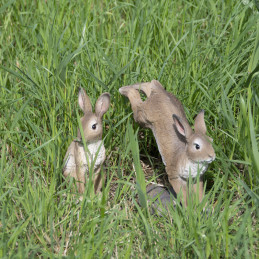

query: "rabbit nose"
left=209, top=153, right=216, bottom=161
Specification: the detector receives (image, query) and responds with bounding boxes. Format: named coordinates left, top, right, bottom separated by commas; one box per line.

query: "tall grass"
left=0, top=0, right=258, bottom=257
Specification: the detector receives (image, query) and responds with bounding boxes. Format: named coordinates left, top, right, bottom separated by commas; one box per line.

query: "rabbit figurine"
left=119, top=80, right=215, bottom=206
left=63, top=88, right=110, bottom=194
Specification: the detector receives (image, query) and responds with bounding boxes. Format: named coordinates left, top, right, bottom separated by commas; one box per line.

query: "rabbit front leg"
left=93, top=166, right=105, bottom=193
left=76, top=164, right=86, bottom=194
left=77, top=165, right=103, bottom=196
left=192, top=179, right=204, bottom=203
left=169, top=177, right=188, bottom=207
left=74, top=143, right=86, bottom=194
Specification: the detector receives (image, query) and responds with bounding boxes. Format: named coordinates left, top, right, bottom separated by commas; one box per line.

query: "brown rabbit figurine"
left=119, top=80, right=215, bottom=206
left=63, top=88, right=110, bottom=195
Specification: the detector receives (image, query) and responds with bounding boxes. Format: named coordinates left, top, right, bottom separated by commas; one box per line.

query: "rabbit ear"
left=78, top=88, right=92, bottom=114
left=194, top=110, right=207, bottom=134
left=173, top=114, right=187, bottom=137
left=95, top=93, right=110, bottom=117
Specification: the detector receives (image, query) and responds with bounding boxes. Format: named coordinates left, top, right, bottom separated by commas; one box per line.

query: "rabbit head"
left=173, top=110, right=215, bottom=164
left=77, top=88, right=110, bottom=143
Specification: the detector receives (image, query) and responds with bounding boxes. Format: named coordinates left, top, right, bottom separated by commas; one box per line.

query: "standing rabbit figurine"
left=119, top=80, right=215, bottom=206
left=63, top=88, right=110, bottom=194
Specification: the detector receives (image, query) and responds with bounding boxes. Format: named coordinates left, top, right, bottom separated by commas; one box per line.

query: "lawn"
left=0, top=0, right=258, bottom=258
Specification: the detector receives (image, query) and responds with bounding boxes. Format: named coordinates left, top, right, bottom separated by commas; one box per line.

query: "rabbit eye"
left=195, top=144, right=200, bottom=150
left=92, top=124, right=97, bottom=130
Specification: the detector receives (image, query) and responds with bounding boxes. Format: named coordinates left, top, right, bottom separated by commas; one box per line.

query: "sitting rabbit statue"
left=119, top=80, right=215, bottom=206
left=63, top=88, right=110, bottom=195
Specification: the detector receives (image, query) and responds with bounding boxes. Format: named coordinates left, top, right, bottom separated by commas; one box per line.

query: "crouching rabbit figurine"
left=63, top=88, right=110, bottom=194
left=119, top=80, right=215, bottom=206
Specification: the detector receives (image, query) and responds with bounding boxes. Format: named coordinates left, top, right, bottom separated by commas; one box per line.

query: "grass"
left=0, top=0, right=258, bottom=257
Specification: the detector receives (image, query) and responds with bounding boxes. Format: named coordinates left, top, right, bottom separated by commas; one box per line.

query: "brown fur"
left=63, top=88, right=110, bottom=195
left=119, top=80, right=215, bottom=206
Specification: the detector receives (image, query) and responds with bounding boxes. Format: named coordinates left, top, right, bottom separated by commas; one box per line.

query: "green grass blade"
left=128, top=123, right=147, bottom=209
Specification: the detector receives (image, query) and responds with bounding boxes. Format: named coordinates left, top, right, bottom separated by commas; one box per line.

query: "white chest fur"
left=77, top=140, right=106, bottom=171
left=180, top=160, right=208, bottom=179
